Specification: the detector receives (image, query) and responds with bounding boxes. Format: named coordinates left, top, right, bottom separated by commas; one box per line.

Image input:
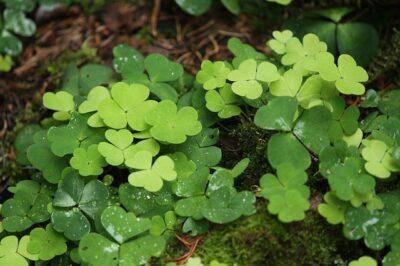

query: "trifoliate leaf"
left=227, top=59, right=263, bottom=99
left=101, top=206, right=151, bottom=244
left=128, top=153, right=177, bottom=192
left=196, top=60, right=231, bottom=90
left=97, top=82, right=157, bottom=130
left=0, top=236, right=36, bottom=266
left=205, top=84, right=241, bottom=119
left=145, top=54, right=184, bottom=83
left=318, top=192, right=349, bottom=224
left=27, top=130, right=69, bottom=183
left=296, top=74, right=338, bottom=109
left=112, top=44, right=144, bottom=73
left=43, top=91, right=75, bottom=121
left=27, top=224, right=67, bottom=261
left=70, top=144, right=106, bottom=176
left=14, top=124, right=41, bottom=165
left=254, top=96, right=298, bottom=131
left=227, top=37, right=266, bottom=67
left=335, top=54, right=368, bottom=95
left=78, top=85, right=111, bottom=121
left=145, top=100, right=202, bottom=144
left=260, top=164, right=309, bottom=222
left=267, top=30, right=294, bottom=55
left=269, top=69, right=302, bottom=97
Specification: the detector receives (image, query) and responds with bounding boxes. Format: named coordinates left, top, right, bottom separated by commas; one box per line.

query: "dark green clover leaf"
left=182, top=218, right=209, bottom=236
left=79, top=233, right=165, bottom=266
left=378, top=90, right=400, bottom=116
left=119, top=183, right=174, bottom=217
left=27, top=224, right=67, bottom=261
left=14, top=124, right=41, bottom=165
left=112, top=44, right=144, bottom=73
left=327, top=158, right=375, bottom=202
left=383, top=250, right=400, bottom=266
left=293, top=105, right=332, bottom=154
left=145, top=100, right=202, bottom=144
left=2, top=180, right=52, bottom=232
left=47, top=113, right=104, bottom=157
left=100, top=206, right=151, bottom=244
left=227, top=37, right=266, bottom=68
left=260, top=164, right=310, bottom=222
left=328, top=96, right=360, bottom=141
left=0, top=236, right=38, bottom=266
left=4, top=9, right=36, bottom=37
left=98, top=82, right=157, bottom=130
left=70, top=144, right=107, bottom=176
left=254, top=96, right=298, bottom=131
left=171, top=128, right=221, bottom=168
left=174, top=167, right=209, bottom=198
left=51, top=169, right=109, bottom=240
left=201, top=187, right=256, bottom=224
left=267, top=133, right=311, bottom=171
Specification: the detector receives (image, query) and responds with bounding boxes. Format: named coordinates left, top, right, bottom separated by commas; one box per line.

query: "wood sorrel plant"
left=3, top=30, right=400, bottom=265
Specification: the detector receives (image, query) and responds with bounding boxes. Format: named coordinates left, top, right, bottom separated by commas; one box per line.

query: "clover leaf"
left=101, top=206, right=151, bottom=244
left=267, top=30, right=294, bottom=54
left=69, top=144, right=105, bottom=176
left=171, top=128, right=222, bottom=168
left=4, top=9, right=36, bottom=37
left=43, top=91, right=75, bottom=121
left=1, top=180, right=52, bottom=232
left=27, top=224, right=67, bottom=261
left=145, top=100, right=202, bottom=144
left=267, top=133, right=311, bottom=170
left=349, top=256, right=377, bottom=266
left=174, top=166, right=209, bottom=198
left=51, top=169, right=109, bottom=240
left=112, top=44, right=144, bottom=73
left=318, top=192, right=349, bottom=225
left=14, top=124, right=41, bottom=165
left=227, top=37, right=266, bottom=67
left=260, top=164, right=310, bottom=222
left=128, top=153, right=177, bottom=192
left=79, top=233, right=165, bottom=266
left=78, top=85, right=111, bottom=127
left=383, top=250, right=400, bottom=266
left=47, top=113, right=104, bottom=157
left=335, top=54, right=369, bottom=95
left=196, top=60, right=231, bottom=90
left=254, top=96, right=298, bottom=131
left=201, top=187, right=256, bottom=224
left=0, top=236, right=37, bottom=266
left=98, top=129, right=158, bottom=166
left=269, top=69, right=302, bottom=97
left=327, top=158, right=375, bottom=202
left=361, top=139, right=400, bottom=179
left=328, top=96, right=360, bottom=141
left=205, top=84, right=241, bottom=119
left=0, top=54, right=12, bottom=72
left=98, top=82, right=157, bottom=130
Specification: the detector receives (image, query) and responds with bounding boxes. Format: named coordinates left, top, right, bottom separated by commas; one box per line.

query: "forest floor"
left=0, top=1, right=398, bottom=265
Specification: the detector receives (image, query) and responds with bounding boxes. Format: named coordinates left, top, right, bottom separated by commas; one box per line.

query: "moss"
left=194, top=203, right=365, bottom=266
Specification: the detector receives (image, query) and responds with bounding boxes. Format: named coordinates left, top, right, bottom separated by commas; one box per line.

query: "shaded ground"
left=1, top=1, right=400, bottom=265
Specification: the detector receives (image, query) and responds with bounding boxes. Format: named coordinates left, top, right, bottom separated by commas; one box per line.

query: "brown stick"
left=151, top=0, right=161, bottom=36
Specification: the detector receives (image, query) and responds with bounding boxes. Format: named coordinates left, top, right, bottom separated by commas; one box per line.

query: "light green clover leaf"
left=70, top=144, right=107, bottom=176
left=0, top=236, right=38, bottom=266
left=296, top=74, right=338, bottom=109
left=267, top=30, right=294, bottom=54
left=128, top=153, right=177, bottom=192
left=205, top=84, right=241, bottom=119
left=47, top=113, right=104, bottom=157
left=98, top=82, right=157, bottom=130
left=1, top=180, right=52, bottom=232
left=317, top=192, right=349, bottom=225
left=327, top=158, right=375, bottom=202
left=98, top=129, right=133, bottom=166
left=101, top=206, right=151, bottom=244
left=335, top=54, right=369, bottom=95
left=305, top=52, right=340, bottom=81
left=27, top=224, right=67, bottom=261
left=78, top=86, right=111, bottom=127
left=269, top=69, right=302, bottom=97
left=52, top=169, right=109, bottom=240
left=281, top=34, right=327, bottom=74
left=260, top=164, right=310, bottom=222
left=0, top=54, right=13, bottom=72
left=145, top=100, right=202, bottom=144
left=27, top=129, right=69, bottom=183
left=227, top=59, right=279, bottom=99
left=196, top=60, right=231, bottom=90
left=254, top=96, right=298, bottom=131
left=361, top=139, right=400, bottom=179
left=43, top=91, right=75, bottom=121
left=79, top=233, right=165, bottom=266
left=349, top=256, right=377, bottom=266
